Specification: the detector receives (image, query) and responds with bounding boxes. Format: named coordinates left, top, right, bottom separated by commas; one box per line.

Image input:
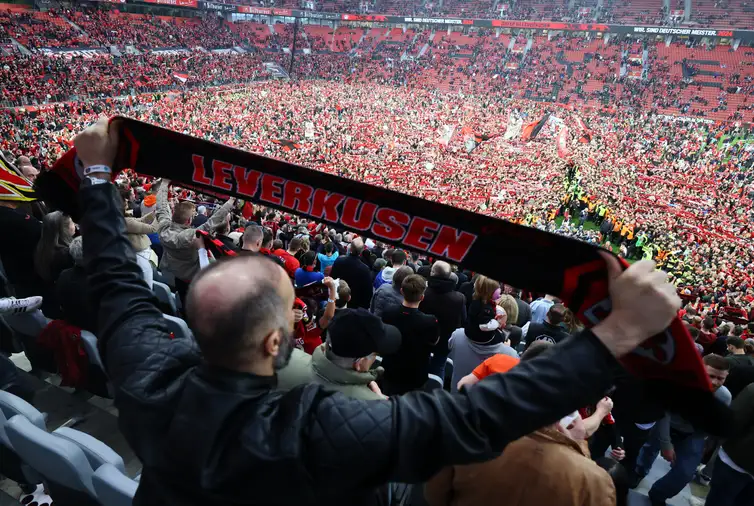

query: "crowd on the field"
left=4, top=111, right=754, bottom=505
left=1, top=5, right=754, bottom=506
left=3, top=79, right=754, bottom=322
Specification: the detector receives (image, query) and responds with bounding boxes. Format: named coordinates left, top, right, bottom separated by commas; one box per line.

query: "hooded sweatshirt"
left=373, top=266, right=397, bottom=290
left=448, top=327, right=519, bottom=393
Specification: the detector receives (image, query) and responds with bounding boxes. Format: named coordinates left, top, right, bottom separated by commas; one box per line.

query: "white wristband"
left=83, top=165, right=112, bottom=176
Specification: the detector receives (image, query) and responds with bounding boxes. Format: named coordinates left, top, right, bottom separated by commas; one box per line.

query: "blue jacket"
left=295, top=268, right=324, bottom=287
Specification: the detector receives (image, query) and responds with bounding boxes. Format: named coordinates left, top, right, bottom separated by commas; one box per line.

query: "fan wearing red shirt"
left=273, top=236, right=303, bottom=279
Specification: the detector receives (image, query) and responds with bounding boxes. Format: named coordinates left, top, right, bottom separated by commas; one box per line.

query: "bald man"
left=241, top=224, right=285, bottom=267
left=420, top=260, right=468, bottom=377
left=16, top=156, right=39, bottom=182
left=330, top=237, right=373, bottom=308
left=73, top=118, right=683, bottom=506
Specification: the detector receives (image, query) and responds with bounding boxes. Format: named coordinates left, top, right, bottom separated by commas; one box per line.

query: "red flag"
left=242, top=201, right=254, bottom=220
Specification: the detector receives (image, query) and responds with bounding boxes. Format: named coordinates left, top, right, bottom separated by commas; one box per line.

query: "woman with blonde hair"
left=472, top=275, right=500, bottom=303
left=497, top=294, right=523, bottom=349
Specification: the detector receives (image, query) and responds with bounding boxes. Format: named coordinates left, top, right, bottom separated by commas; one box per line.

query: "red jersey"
left=273, top=249, right=300, bottom=278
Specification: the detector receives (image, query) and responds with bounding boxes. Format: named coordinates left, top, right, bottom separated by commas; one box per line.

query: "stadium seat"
left=3, top=310, right=55, bottom=374
left=5, top=414, right=100, bottom=506
left=53, top=427, right=126, bottom=473
left=163, top=314, right=192, bottom=340
left=443, top=357, right=454, bottom=391
left=153, top=281, right=177, bottom=315
left=426, top=374, right=444, bottom=390
left=92, top=463, right=138, bottom=506
left=0, top=390, right=45, bottom=487
left=79, top=329, right=115, bottom=397
left=80, top=330, right=106, bottom=374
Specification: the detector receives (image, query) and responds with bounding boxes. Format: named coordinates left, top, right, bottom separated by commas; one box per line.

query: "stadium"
left=0, top=0, right=754, bottom=506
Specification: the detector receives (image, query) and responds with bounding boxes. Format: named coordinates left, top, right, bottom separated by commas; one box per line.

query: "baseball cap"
left=327, top=308, right=402, bottom=358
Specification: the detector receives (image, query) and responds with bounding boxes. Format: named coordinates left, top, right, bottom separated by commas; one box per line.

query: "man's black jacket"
left=419, top=276, right=466, bottom=356
left=81, top=183, right=621, bottom=506
left=329, top=253, right=373, bottom=309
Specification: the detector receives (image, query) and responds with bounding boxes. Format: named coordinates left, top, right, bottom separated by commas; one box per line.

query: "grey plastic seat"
left=3, top=310, right=50, bottom=337
left=163, top=314, right=192, bottom=340
left=0, top=391, right=45, bottom=486
left=53, top=427, right=125, bottom=474
left=4, top=310, right=55, bottom=373
left=152, top=281, right=177, bottom=314
left=92, top=464, right=138, bottom=506
left=5, top=414, right=100, bottom=506
left=80, top=330, right=106, bottom=374
left=77, top=330, right=115, bottom=398
left=426, top=374, right=444, bottom=390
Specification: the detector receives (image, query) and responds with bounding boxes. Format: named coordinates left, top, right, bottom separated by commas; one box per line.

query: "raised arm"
left=197, top=197, right=236, bottom=233
left=308, top=329, right=618, bottom=488
left=125, top=216, right=157, bottom=235
left=155, top=180, right=172, bottom=230
left=305, top=251, right=682, bottom=489
left=75, top=119, right=200, bottom=392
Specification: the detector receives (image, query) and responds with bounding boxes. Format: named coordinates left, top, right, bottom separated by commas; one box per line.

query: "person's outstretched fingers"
left=594, top=252, right=680, bottom=358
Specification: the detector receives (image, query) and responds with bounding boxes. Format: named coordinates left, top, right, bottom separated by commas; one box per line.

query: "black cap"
left=328, top=308, right=402, bottom=358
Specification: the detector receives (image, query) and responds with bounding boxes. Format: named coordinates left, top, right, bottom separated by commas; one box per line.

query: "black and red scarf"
left=34, top=116, right=731, bottom=435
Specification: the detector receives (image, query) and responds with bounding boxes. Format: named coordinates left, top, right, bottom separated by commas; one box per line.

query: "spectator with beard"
left=56, top=237, right=95, bottom=332
left=370, top=265, right=413, bottom=318
left=420, top=260, right=467, bottom=378
left=331, top=237, right=373, bottom=309
left=380, top=274, right=439, bottom=395
left=523, top=304, right=571, bottom=347
left=374, top=249, right=407, bottom=289
left=697, top=317, right=718, bottom=352
left=155, top=179, right=235, bottom=305
left=725, top=336, right=754, bottom=399
left=278, top=307, right=399, bottom=400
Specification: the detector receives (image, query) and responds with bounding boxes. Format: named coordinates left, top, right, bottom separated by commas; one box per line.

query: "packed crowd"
left=3, top=79, right=754, bottom=314
left=3, top=7, right=754, bottom=125
left=1, top=115, right=754, bottom=506
left=0, top=6, right=754, bottom=506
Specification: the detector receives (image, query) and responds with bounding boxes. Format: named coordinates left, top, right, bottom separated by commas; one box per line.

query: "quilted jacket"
left=80, top=183, right=621, bottom=506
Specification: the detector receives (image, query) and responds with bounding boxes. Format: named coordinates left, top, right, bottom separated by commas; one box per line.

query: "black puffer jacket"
left=420, top=276, right=467, bottom=357
left=81, top=183, right=622, bottom=506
